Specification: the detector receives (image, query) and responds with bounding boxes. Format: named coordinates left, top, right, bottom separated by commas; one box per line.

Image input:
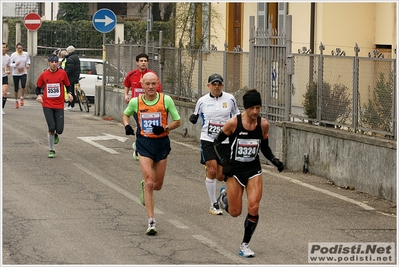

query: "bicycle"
left=75, top=77, right=90, bottom=113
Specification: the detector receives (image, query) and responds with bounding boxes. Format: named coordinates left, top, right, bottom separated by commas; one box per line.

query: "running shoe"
left=140, top=180, right=145, bottom=206
left=54, top=133, right=59, bottom=144
left=217, top=185, right=228, bottom=211
left=239, top=243, right=255, bottom=258
left=19, top=98, right=24, bottom=106
left=14, top=101, right=19, bottom=109
left=2, top=109, right=4, bottom=115
left=132, top=142, right=139, bottom=161
left=209, top=202, right=223, bottom=215
left=48, top=150, right=55, bottom=158
left=146, top=219, right=157, bottom=235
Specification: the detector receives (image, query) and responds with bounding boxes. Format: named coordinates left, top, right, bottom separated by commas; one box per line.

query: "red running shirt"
left=123, top=68, right=162, bottom=98
left=36, top=68, right=70, bottom=109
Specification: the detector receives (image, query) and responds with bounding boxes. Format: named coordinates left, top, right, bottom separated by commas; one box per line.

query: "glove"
left=152, top=124, right=165, bottom=135
left=222, top=163, right=233, bottom=177
left=189, top=114, right=199, bottom=124
left=271, top=157, right=284, bottom=172
left=125, top=125, right=135, bottom=135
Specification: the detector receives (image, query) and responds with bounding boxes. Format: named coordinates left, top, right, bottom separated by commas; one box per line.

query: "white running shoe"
left=2, top=109, right=4, bottom=115
left=209, top=202, right=223, bottom=215
left=217, top=185, right=227, bottom=211
left=146, top=219, right=157, bottom=235
left=239, top=243, right=255, bottom=257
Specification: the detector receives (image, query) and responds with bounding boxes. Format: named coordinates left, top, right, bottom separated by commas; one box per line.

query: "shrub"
left=303, top=81, right=351, bottom=125
left=361, top=72, right=393, bottom=133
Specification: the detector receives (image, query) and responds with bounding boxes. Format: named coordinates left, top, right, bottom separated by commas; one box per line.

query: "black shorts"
left=2, top=76, right=8, bottom=85
left=233, top=167, right=262, bottom=187
left=136, top=135, right=171, bottom=162
left=231, top=160, right=262, bottom=186
left=200, top=140, right=230, bottom=165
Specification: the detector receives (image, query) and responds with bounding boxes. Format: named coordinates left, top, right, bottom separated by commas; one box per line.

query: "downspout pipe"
left=309, top=3, right=315, bottom=82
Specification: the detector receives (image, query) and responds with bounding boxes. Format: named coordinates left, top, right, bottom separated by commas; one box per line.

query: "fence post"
left=393, top=51, right=397, bottom=141
left=249, top=16, right=255, bottom=89
left=159, top=31, right=163, bottom=86
left=198, top=48, right=203, bottom=97
left=317, top=42, right=324, bottom=123
left=177, top=48, right=182, bottom=96
left=352, top=43, right=360, bottom=132
left=223, top=42, right=228, bottom=87
left=284, top=15, right=292, bottom=121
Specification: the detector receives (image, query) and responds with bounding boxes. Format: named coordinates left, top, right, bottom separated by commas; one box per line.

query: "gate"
left=248, top=16, right=290, bottom=121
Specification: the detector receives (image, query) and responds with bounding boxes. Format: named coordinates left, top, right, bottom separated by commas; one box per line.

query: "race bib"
left=207, top=119, right=225, bottom=138
left=46, top=83, right=61, bottom=98
left=133, top=88, right=145, bottom=98
left=234, top=138, right=259, bottom=162
left=140, top=112, right=161, bottom=134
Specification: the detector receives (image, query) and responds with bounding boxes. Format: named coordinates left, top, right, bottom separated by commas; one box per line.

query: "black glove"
left=189, top=113, right=199, bottom=124
left=222, top=163, right=233, bottom=177
left=271, top=157, right=284, bottom=172
left=125, top=125, right=135, bottom=135
left=152, top=124, right=165, bottom=135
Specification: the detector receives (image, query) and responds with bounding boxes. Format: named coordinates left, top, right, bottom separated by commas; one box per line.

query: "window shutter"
left=278, top=2, right=287, bottom=36
left=257, top=3, right=267, bottom=31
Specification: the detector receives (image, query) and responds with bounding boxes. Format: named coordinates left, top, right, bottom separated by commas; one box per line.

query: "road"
left=2, top=98, right=396, bottom=265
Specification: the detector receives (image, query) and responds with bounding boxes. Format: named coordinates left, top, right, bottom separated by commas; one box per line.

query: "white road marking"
left=167, top=219, right=189, bottom=229
left=73, top=163, right=164, bottom=215
left=77, top=133, right=128, bottom=154
left=262, top=168, right=375, bottom=211
left=192, top=235, right=248, bottom=264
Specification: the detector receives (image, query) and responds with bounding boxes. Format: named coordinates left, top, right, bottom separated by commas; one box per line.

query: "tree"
left=57, top=3, right=90, bottom=22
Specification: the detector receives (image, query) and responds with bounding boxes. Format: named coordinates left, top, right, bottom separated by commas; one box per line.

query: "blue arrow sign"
left=92, top=8, right=117, bottom=33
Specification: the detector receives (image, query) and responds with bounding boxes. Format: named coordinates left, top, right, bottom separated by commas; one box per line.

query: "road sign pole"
left=92, top=8, right=117, bottom=116
left=101, top=33, right=106, bottom=116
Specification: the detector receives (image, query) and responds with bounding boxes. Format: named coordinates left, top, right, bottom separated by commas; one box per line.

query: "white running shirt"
left=10, top=51, right=30, bottom=76
left=193, top=92, right=240, bottom=143
left=2, top=53, right=11, bottom=77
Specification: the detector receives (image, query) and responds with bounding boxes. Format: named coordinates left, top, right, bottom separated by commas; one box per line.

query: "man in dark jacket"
left=64, top=45, right=80, bottom=111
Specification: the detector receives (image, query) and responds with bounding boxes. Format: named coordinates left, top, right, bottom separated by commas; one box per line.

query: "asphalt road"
left=2, top=98, right=396, bottom=265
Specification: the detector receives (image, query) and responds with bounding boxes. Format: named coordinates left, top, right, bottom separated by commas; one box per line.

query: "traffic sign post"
left=92, top=8, right=117, bottom=116
left=24, top=12, right=42, bottom=92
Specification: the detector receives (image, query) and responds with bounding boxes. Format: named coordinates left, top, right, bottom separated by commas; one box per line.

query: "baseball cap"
left=208, top=73, right=223, bottom=84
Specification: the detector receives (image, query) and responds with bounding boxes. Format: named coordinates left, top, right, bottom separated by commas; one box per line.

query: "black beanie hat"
left=243, top=90, right=262, bottom=109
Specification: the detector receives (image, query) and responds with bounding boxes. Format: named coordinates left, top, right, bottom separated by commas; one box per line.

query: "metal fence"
left=104, top=40, right=249, bottom=103
left=104, top=37, right=396, bottom=140
left=290, top=45, right=396, bottom=139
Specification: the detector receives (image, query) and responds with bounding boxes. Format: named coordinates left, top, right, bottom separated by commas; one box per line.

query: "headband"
left=243, top=91, right=262, bottom=109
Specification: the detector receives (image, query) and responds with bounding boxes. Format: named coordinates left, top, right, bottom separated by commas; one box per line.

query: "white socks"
left=48, top=134, right=54, bottom=151
left=205, top=177, right=217, bottom=204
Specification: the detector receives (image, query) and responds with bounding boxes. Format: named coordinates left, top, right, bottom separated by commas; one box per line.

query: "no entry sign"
left=24, top=12, right=42, bottom=31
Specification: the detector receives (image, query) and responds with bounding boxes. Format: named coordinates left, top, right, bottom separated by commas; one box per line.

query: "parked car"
left=61, top=58, right=126, bottom=104
left=79, top=58, right=104, bottom=104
